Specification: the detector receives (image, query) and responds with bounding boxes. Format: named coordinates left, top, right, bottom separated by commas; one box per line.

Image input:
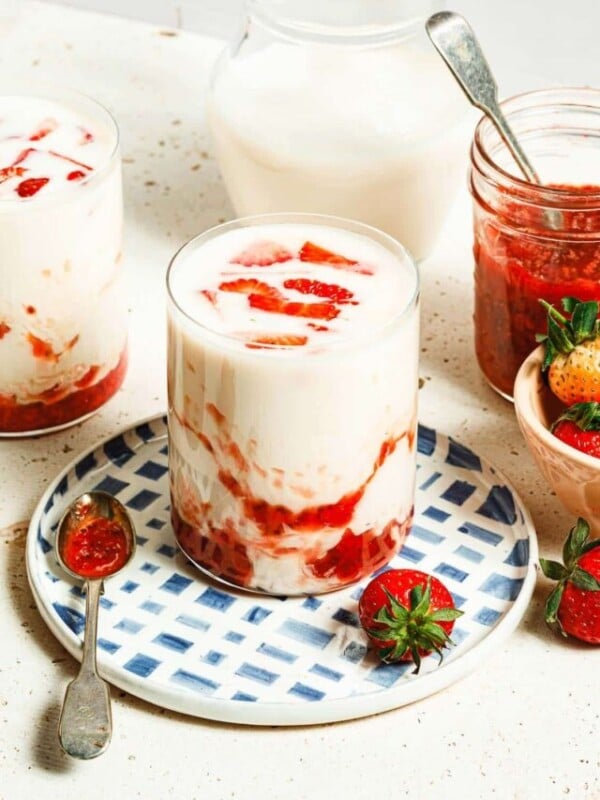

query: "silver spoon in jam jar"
left=426, top=11, right=540, bottom=181
left=55, top=491, right=136, bottom=760
left=426, top=11, right=561, bottom=229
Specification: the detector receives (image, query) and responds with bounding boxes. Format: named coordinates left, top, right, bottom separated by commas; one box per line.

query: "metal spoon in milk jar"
left=55, top=491, right=136, bottom=759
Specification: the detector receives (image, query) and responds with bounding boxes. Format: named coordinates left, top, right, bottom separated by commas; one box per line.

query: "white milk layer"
left=168, top=222, right=412, bottom=347
left=0, top=95, right=114, bottom=199
left=168, top=221, right=419, bottom=595
left=208, top=41, right=471, bottom=261
left=0, top=91, right=125, bottom=426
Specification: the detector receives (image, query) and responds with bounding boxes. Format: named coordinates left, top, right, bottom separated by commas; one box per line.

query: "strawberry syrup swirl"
left=171, top=404, right=415, bottom=591
left=0, top=348, right=127, bottom=433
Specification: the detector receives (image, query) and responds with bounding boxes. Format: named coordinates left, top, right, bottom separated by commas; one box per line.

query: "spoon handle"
left=58, top=579, right=112, bottom=759
left=425, top=11, right=540, bottom=184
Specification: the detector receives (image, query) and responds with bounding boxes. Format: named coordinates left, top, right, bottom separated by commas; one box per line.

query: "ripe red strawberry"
left=0, top=166, right=27, bottom=184
left=246, top=334, right=308, bottom=349
left=540, top=517, right=600, bottom=643
left=248, top=293, right=340, bottom=321
left=230, top=240, right=293, bottom=267
left=299, top=241, right=358, bottom=266
left=29, top=117, right=57, bottom=141
left=218, top=278, right=282, bottom=299
left=358, top=568, right=463, bottom=672
left=16, top=177, right=49, bottom=197
left=299, top=241, right=373, bottom=274
left=538, top=297, right=600, bottom=405
left=552, top=402, right=600, bottom=458
left=283, top=278, right=355, bottom=304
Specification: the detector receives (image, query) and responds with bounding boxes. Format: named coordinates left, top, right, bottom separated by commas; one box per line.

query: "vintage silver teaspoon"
left=55, top=491, right=136, bottom=760
left=426, top=11, right=561, bottom=228
left=426, top=11, right=540, bottom=181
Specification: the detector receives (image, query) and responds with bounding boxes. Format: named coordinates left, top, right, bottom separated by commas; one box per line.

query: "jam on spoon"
left=55, top=491, right=136, bottom=760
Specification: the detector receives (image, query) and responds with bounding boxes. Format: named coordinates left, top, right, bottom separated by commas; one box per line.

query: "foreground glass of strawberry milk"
left=0, top=84, right=126, bottom=435
left=167, top=214, right=419, bottom=595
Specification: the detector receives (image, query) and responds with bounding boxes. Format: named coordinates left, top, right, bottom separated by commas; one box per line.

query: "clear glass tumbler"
left=167, top=213, right=420, bottom=596
left=0, top=82, right=126, bottom=435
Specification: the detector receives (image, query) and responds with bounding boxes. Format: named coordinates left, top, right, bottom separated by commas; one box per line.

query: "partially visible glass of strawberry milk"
left=0, top=84, right=126, bottom=435
left=167, top=214, right=420, bottom=595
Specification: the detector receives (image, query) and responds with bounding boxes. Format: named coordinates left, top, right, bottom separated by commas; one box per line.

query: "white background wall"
left=33, top=0, right=600, bottom=94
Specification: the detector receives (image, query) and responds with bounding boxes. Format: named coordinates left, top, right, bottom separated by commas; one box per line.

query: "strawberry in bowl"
left=514, top=298, right=600, bottom=536
left=537, top=297, right=600, bottom=406
left=551, top=402, right=600, bottom=458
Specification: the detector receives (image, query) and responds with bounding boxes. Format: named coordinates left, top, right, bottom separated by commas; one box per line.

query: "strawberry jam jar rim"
left=245, top=0, right=439, bottom=47
left=166, top=212, right=420, bottom=356
left=0, top=80, right=120, bottom=209
left=470, top=87, right=600, bottom=236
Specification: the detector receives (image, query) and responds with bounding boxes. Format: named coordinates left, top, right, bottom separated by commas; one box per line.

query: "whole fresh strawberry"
left=540, top=517, right=600, bottom=643
left=537, top=297, right=600, bottom=405
left=552, top=402, right=600, bottom=458
left=358, top=568, right=463, bottom=672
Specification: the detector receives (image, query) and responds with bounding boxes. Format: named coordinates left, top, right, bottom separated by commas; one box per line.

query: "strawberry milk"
left=167, top=215, right=419, bottom=595
left=0, top=87, right=126, bottom=434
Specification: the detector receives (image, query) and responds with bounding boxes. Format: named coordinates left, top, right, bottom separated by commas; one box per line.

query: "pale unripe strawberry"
left=548, top=338, right=600, bottom=405
left=539, top=297, right=600, bottom=404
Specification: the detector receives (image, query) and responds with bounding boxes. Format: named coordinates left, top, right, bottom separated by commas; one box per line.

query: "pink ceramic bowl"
left=514, top=345, right=600, bottom=534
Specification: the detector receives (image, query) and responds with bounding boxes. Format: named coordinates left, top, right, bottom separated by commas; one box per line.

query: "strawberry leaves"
left=552, top=402, right=600, bottom=433
left=538, top=298, right=600, bottom=371
left=365, top=579, right=462, bottom=673
left=540, top=517, right=600, bottom=635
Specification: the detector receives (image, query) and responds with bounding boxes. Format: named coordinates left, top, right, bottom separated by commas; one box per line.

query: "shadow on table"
left=3, top=520, right=76, bottom=773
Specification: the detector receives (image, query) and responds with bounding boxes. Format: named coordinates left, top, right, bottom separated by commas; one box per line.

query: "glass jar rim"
left=0, top=79, right=120, bottom=210
left=472, top=86, right=600, bottom=207
left=245, top=0, right=434, bottom=46
left=166, top=212, right=420, bottom=356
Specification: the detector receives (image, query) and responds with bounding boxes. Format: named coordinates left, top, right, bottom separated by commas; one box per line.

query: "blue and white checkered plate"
left=27, top=415, right=537, bottom=726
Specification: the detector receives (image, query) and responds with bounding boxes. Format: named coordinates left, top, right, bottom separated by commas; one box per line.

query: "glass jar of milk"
left=207, top=0, right=470, bottom=261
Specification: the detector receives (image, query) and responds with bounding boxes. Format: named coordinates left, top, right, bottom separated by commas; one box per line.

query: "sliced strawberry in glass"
left=230, top=240, right=293, bottom=267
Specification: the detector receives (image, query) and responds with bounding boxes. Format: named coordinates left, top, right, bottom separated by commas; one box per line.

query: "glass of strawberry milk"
left=0, top=83, right=125, bottom=435
left=167, top=214, right=419, bottom=596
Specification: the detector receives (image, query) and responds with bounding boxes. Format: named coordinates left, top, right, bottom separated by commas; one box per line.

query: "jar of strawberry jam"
left=470, top=88, right=600, bottom=400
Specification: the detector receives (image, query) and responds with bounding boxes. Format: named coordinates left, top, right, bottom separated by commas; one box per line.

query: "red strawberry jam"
left=61, top=516, right=130, bottom=579
left=474, top=184, right=600, bottom=398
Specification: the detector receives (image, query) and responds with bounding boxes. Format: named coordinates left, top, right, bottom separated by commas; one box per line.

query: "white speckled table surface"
left=0, top=2, right=597, bottom=798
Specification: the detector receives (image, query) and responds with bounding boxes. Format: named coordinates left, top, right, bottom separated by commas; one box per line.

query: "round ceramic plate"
left=27, top=415, right=537, bottom=726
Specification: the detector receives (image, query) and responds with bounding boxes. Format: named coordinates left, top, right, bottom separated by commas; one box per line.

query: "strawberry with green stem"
left=540, top=517, right=600, bottom=643
left=358, top=568, right=463, bottom=673
left=552, top=401, right=600, bottom=458
left=537, top=296, right=600, bottom=405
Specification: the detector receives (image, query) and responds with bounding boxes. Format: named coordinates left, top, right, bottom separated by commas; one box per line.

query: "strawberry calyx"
left=540, top=517, right=600, bottom=635
left=537, top=297, right=600, bottom=371
left=365, top=578, right=463, bottom=673
left=551, top=402, right=600, bottom=433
